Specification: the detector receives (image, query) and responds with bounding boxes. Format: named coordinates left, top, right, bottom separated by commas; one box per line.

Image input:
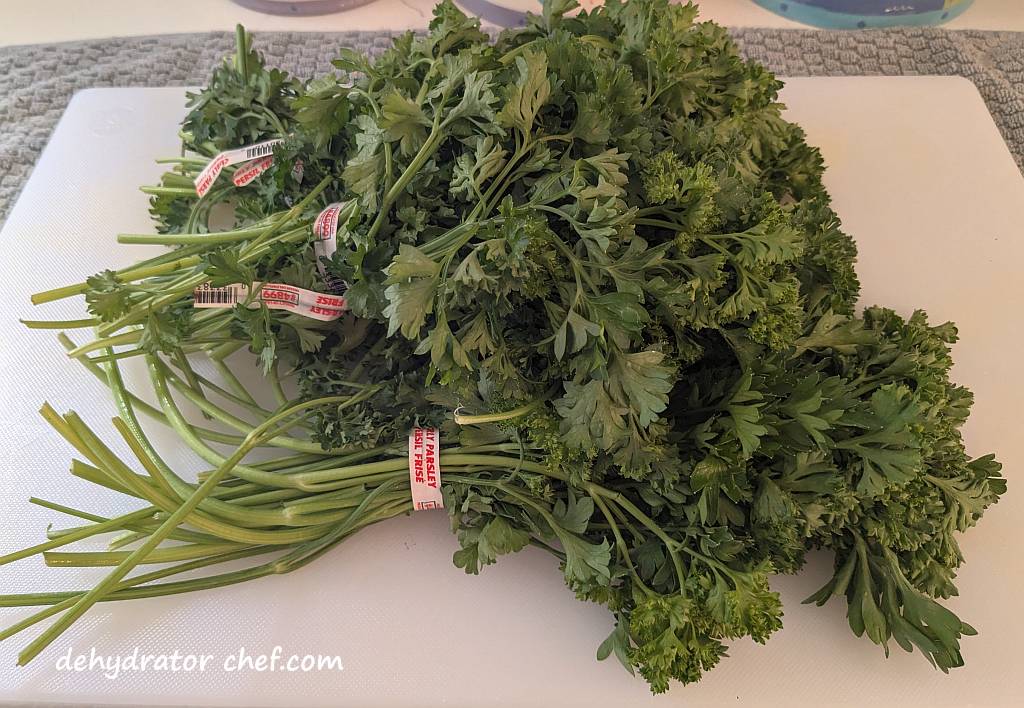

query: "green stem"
left=0, top=508, right=155, bottom=567
left=34, top=255, right=202, bottom=306
left=366, top=114, right=447, bottom=243
left=140, top=186, right=195, bottom=197
left=107, top=530, right=150, bottom=550
left=60, top=334, right=246, bottom=446
left=0, top=547, right=277, bottom=644
left=635, top=217, right=683, bottom=231
left=235, top=24, right=249, bottom=82
left=167, top=355, right=276, bottom=421
left=586, top=483, right=688, bottom=587
left=156, top=157, right=210, bottom=166
left=117, top=227, right=267, bottom=245
left=120, top=358, right=340, bottom=529
left=158, top=362, right=323, bottom=452
left=453, top=394, right=548, bottom=426
left=17, top=392, right=359, bottom=665
left=593, top=494, right=652, bottom=595
left=20, top=318, right=97, bottom=330
left=212, top=356, right=261, bottom=407
left=270, top=359, right=291, bottom=408
left=45, top=542, right=250, bottom=567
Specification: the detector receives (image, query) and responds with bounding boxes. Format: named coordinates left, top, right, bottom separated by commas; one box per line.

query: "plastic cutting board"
left=0, top=76, right=1022, bottom=707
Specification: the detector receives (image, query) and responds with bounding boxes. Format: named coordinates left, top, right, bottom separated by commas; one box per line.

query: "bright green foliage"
left=182, top=26, right=301, bottom=155
left=66, top=0, right=1003, bottom=695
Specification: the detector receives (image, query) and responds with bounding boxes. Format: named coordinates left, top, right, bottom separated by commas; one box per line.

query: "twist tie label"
left=232, top=155, right=275, bottom=187
left=193, top=282, right=346, bottom=322
left=193, top=139, right=283, bottom=197
left=408, top=427, right=443, bottom=511
left=313, top=203, right=349, bottom=294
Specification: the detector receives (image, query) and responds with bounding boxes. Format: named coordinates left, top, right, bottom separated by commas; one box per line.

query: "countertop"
left=0, top=0, right=1021, bottom=47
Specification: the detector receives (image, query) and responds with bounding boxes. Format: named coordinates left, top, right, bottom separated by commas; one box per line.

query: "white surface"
left=0, top=77, right=1022, bottom=706
left=0, top=0, right=1021, bottom=46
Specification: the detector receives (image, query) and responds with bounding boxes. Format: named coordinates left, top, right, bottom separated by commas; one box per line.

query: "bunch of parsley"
left=15, top=0, right=1003, bottom=694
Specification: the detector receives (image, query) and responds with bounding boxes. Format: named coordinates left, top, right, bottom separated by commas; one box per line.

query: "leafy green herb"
left=8, top=0, right=1004, bottom=696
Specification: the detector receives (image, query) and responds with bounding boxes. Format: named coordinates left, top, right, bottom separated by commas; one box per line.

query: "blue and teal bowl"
left=752, top=0, right=974, bottom=29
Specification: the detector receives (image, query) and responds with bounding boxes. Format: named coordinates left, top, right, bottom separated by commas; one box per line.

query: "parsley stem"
left=635, top=217, right=683, bottom=231
left=480, top=143, right=533, bottom=214
left=111, top=357, right=343, bottom=532
left=147, top=357, right=331, bottom=488
left=140, top=186, right=195, bottom=197
left=39, top=501, right=216, bottom=546
left=81, top=349, right=147, bottom=364
left=0, top=508, right=155, bottom=567
left=44, top=542, right=251, bottom=567
left=270, top=358, right=290, bottom=408
left=30, top=217, right=243, bottom=307
left=585, top=483, right=688, bottom=586
left=29, top=282, right=89, bottom=305
left=60, top=334, right=247, bottom=446
left=156, top=357, right=382, bottom=474
left=107, top=530, right=152, bottom=550
left=453, top=396, right=546, bottom=425
left=234, top=24, right=249, bottom=82
left=155, top=156, right=209, bottom=166
left=367, top=114, right=447, bottom=243
left=117, top=227, right=267, bottom=245
left=593, top=494, right=653, bottom=596
left=212, top=356, right=260, bottom=407
left=0, top=546, right=275, bottom=610
left=93, top=212, right=319, bottom=338
left=239, top=175, right=332, bottom=258
left=162, top=366, right=324, bottom=450
left=20, top=318, right=97, bottom=329
left=166, top=355, right=277, bottom=420
left=32, top=253, right=204, bottom=309
left=16, top=392, right=366, bottom=665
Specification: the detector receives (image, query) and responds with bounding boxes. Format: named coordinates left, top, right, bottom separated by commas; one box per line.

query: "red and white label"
left=192, top=281, right=346, bottom=322
left=408, top=427, right=443, bottom=511
left=312, top=202, right=349, bottom=294
left=232, top=155, right=275, bottom=187
left=193, top=139, right=283, bottom=197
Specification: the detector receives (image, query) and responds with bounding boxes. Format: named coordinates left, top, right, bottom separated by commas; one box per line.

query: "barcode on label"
left=194, top=286, right=239, bottom=306
left=194, top=138, right=283, bottom=197
left=244, top=142, right=277, bottom=159
left=192, top=281, right=346, bottom=322
left=313, top=202, right=351, bottom=295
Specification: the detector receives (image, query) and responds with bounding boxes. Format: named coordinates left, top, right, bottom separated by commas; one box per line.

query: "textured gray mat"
left=1, top=27, right=1023, bottom=226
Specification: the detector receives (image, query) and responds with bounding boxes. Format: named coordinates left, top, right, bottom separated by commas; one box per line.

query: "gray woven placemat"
left=1, top=27, right=1022, bottom=226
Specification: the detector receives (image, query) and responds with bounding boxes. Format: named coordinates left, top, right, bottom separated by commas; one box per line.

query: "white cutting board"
left=0, top=77, right=1022, bottom=707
